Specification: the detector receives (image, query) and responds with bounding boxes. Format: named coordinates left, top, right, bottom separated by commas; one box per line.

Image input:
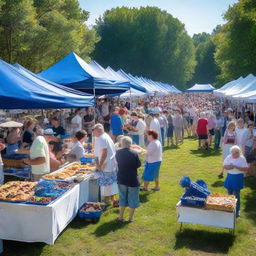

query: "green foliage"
left=192, top=32, right=211, bottom=47
left=93, top=7, right=196, bottom=89
left=190, top=33, right=220, bottom=86
left=214, top=0, right=256, bottom=85
left=0, top=0, right=99, bottom=72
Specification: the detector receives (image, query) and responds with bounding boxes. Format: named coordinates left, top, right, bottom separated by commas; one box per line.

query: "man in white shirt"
left=71, top=109, right=82, bottom=135
left=93, top=124, right=118, bottom=203
left=23, top=128, right=52, bottom=181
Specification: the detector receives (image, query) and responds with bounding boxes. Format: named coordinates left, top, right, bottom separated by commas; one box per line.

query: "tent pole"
left=130, top=88, right=132, bottom=113
left=93, top=87, right=96, bottom=125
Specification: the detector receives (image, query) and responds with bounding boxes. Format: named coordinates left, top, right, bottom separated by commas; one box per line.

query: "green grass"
left=3, top=138, right=256, bottom=256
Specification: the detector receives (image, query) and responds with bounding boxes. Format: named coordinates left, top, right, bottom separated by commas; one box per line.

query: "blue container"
left=80, top=157, right=93, bottom=164
left=78, top=203, right=105, bottom=219
left=181, top=192, right=206, bottom=207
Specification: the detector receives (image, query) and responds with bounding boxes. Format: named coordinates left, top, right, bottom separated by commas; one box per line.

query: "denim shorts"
left=118, top=184, right=140, bottom=208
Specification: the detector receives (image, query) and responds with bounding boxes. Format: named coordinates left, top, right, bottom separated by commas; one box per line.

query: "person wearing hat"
left=23, top=128, right=53, bottom=181
left=93, top=123, right=118, bottom=204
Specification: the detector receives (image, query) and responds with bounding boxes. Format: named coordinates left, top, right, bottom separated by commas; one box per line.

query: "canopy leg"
left=0, top=239, right=3, bottom=254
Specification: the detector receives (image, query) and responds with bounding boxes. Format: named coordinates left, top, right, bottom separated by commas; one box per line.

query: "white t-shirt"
left=235, top=127, right=247, bottom=147
left=71, top=114, right=82, bottom=134
left=68, top=141, right=85, bottom=161
left=150, top=118, right=162, bottom=140
left=146, top=139, right=162, bottom=163
left=134, top=119, right=146, bottom=136
left=101, top=103, right=109, bottom=117
left=94, top=133, right=117, bottom=172
left=223, top=154, right=248, bottom=175
left=30, top=136, right=50, bottom=175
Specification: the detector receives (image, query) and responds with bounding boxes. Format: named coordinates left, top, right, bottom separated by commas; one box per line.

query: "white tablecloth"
left=176, top=201, right=236, bottom=229
left=0, top=185, right=79, bottom=245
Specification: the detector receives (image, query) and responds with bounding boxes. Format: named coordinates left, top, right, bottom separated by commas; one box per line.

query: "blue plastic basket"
left=78, top=203, right=105, bottom=219
left=181, top=193, right=206, bottom=207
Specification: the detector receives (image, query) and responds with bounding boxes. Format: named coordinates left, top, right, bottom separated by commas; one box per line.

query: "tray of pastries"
left=205, top=193, right=237, bottom=212
left=0, top=181, right=37, bottom=202
left=43, top=162, right=95, bottom=181
left=130, top=144, right=147, bottom=155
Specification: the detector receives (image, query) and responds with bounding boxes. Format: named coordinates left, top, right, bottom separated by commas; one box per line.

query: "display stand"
left=176, top=201, right=236, bottom=233
left=0, top=176, right=100, bottom=254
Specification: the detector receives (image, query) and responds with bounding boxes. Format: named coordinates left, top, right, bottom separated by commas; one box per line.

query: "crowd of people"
left=0, top=93, right=255, bottom=220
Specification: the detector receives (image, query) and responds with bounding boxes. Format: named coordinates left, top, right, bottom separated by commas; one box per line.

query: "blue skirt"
left=142, top=161, right=162, bottom=182
left=224, top=173, right=244, bottom=191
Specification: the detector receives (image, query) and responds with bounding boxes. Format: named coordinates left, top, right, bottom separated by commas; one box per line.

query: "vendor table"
left=0, top=185, right=79, bottom=245
left=176, top=201, right=236, bottom=232
left=0, top=177, right=100, bottom=254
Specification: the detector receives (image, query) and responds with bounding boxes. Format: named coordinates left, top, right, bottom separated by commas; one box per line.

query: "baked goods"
left=0, top=181, right=37, bottom=202
left=205, top=194, right=236, bottom=212
left=28, top=196, right=57, bottom=205
left=80, top=202, right=105, bottom=212
left=43, top=162, right=95, bottom=181
left=130, top=145, right=147, bottom=154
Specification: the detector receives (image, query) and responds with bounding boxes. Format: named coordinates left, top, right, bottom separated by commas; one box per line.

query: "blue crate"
left=181, top=194, right=206, bottom=207
left=78, top=203, right=105, bottom=219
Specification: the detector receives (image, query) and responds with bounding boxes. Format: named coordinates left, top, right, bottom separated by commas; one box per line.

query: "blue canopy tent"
left=38, top=52, right=130, bottom=96
left=105, top=66, right=147, bottom=93
left=186, top=84, right=216, bottom=93
left=0, top=60, right=94, bottom=109
left=13, top=63, right=89, bottom=97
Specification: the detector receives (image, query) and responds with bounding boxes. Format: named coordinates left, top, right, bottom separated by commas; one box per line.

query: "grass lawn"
left=3, top=138, right=256, bottom=256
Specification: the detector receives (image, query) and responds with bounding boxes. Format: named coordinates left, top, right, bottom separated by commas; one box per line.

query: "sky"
left=79, top=0, right=238, bottom=36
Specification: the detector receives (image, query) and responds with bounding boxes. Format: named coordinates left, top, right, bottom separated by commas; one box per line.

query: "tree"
left=93, top=7, right=196, bottom=89
left=189, top=32, right=220, bottom=86
left=192, top=32, right=211, bottom=47
left=0, top=0, right=99, bottom=72
left=214, top=0, right=256, bottom=84
left=0, top=0, right=39, bottom=63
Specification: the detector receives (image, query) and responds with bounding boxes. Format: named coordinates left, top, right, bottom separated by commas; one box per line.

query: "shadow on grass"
left=163, top=145, right=180, bottom=152
left=174, top=229, right=235, bottom=254
left=69, top=215, right=92, bottom=229
left=3, top=241, right=44, bottom=256
left=140, top=191, right=153, bottom=204
left=93, top=219, right=128, bottom=237
left=211, top=180, right=224, bottom=187
left=243, top=177, right=256, bottom=224
left=190, top=148, right=222, bottom=158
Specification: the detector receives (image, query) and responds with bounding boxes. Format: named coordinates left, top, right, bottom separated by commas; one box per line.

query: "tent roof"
left=215, top=76, right=243, bottom=93
left=39, top=52, right=130, bottom=95
left=186, top=83, right=216, bottom=92
left=222, top=74, right=256, bottom=96
left=0, top=60, right=94, bottom=109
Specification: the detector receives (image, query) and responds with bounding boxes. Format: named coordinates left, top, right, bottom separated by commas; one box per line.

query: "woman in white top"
left=223, top=145, right=248, bottom=216
left=141, top=129, right=162, bottom=191
left=68, top=130, right=87, bottom=162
